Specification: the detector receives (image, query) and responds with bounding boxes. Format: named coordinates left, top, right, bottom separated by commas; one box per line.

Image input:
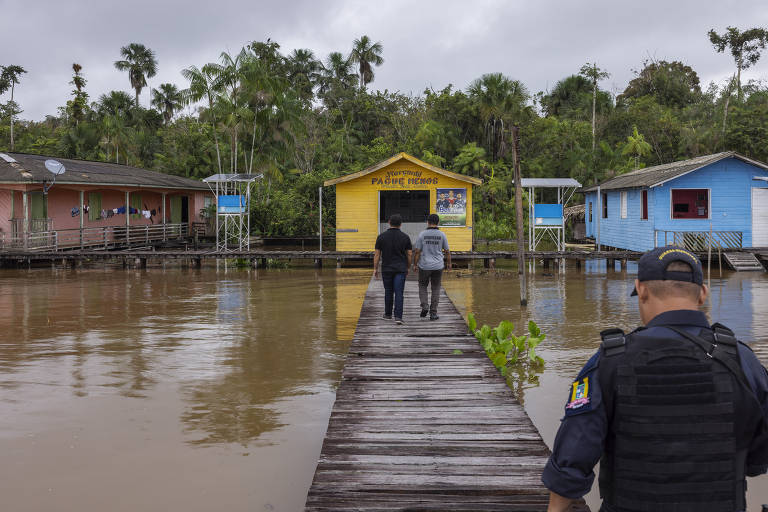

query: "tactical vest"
left=597, top=324, right=750, bottom=512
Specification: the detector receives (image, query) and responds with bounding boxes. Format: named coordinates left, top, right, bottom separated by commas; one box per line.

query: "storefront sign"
left=436, top=188, right=466, bottom=226
left=370, top=169, right=438, bottom=187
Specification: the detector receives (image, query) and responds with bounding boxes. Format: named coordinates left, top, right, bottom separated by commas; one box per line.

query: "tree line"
left=1, top=27, right=767, bottom=239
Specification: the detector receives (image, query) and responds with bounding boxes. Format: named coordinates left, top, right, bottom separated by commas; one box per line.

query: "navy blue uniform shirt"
left=541, top=309, right=768, bottom=499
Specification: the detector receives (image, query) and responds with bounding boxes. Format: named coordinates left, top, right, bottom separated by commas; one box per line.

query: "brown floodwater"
left=0, top=262, right=766, bottom=511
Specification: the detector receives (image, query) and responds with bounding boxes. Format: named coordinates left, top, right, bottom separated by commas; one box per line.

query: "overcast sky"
left=2, top=0, right=768, bottom=121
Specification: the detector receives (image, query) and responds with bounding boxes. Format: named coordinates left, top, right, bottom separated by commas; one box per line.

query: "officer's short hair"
left=389, top=214, right=402, bottom=227
left=644, top=261, right=702, bottom=300
left=427, top=214, right=440, bottom=225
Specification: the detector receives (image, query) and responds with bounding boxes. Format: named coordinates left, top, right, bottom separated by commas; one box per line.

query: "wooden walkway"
left=305, top=278, right=551, bottom=511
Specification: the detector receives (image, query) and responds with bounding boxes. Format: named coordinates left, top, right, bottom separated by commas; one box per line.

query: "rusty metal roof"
left=0, top=153, right=209, bottom=190
left=582, top=152, right=768, bottom=192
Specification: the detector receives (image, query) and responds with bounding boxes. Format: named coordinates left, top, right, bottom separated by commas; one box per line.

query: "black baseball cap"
left=631, top=245, right=704, bottom=296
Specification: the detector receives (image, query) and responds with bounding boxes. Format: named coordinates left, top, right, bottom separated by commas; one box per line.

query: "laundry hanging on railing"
left=70, top=207, right=79, bottom=217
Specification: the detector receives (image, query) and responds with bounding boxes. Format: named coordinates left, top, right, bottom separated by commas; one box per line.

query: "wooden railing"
left=655, top=230, right=743, bottom=251
left=0, top=223, right=189, bottom=252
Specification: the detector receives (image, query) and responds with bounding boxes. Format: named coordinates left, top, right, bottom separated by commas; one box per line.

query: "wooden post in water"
left=718, top=246, right=722, bottom=278
left=511, top=125, right=527, bottom=306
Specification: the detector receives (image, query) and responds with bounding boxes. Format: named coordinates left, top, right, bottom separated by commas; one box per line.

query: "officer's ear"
left=635, top=279, right=649, bottom=301
left=697, top=283, right=709, bottom=306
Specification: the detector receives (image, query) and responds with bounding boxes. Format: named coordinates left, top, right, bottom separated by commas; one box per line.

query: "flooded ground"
left=0, top=262, right=766, bottom=511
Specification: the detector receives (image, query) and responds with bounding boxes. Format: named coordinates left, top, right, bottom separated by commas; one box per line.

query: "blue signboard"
left=218, top=195, right=246, bottom=214
left=534, top=203, right=563, bottom=226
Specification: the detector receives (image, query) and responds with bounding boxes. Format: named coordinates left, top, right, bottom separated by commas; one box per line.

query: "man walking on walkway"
left=413, top=214, right=451, bottom=321
left=373, top=214, right=412, bottom=324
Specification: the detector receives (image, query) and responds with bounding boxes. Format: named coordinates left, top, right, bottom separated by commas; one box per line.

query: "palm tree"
left=467, top=73, right=530, bottom=162
left=181, top=64, right=224, bottom=173
left=622, top=126, right=652, bottom=169
left=209, top=49, right=250, bottom=173
left=114, top=43, right=158, bottom=107
left=0, top=65, right=27, bottom=150
left=286, top=48, right=321, bottom=103
left=319, top=52, right=358, bottom=96
left=349, top=35, right=383, bottom=90
left=151, top=83, right=183, bottom=124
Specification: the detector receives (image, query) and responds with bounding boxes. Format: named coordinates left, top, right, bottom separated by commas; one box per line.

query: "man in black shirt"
left=374, top=214, right=413, bottom=324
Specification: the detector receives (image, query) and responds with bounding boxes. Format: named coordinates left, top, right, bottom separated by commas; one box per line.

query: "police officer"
left=542, top=246, right=768, bottom=512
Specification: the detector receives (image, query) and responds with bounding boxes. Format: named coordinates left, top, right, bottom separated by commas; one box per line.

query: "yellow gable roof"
left=323, top=152, right=483, bottom=187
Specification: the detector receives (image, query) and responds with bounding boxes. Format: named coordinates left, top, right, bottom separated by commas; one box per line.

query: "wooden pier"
left=304, top=278, right=552, bottom=511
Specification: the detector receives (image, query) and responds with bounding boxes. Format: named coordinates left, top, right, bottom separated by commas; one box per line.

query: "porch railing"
left=654, top=230, right=743, bottom=251
left=0, top=223, right=189, bottom=252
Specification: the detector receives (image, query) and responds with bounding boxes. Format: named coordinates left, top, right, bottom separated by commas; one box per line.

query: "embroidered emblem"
left=566, top=377, right=590, bottom=410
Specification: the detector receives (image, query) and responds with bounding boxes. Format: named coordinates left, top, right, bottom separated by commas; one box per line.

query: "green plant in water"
left=467, top=313, right=545, bottom=378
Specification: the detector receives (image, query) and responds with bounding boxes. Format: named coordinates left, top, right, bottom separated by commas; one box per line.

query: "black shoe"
left=429, top=313, right=439, bottom=321
left=383, top=314, right=392, bottom=320
left=420, top=309, right=429, bottom=318
left=395, top=318, right=404, bottom=325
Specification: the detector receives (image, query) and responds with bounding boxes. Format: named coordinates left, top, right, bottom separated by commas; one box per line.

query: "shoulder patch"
left=566, top=376, right=591, bottom=411
left=564, top=352, right=601, bottom=417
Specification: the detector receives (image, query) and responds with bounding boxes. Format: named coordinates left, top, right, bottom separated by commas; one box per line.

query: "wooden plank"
left=304, top=277, right=559, bottom=511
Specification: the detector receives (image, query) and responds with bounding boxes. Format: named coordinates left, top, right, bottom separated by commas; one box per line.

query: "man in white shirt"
left=412, top=214, right=451, bottom=321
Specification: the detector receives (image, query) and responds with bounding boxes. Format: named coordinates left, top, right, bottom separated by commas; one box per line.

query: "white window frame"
left=620, top=191, right=627, bottom=219
left=669, top=187, right=711, bottom=220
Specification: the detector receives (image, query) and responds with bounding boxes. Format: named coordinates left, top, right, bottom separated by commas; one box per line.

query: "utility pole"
left=511, top=125, right=527, bottom=306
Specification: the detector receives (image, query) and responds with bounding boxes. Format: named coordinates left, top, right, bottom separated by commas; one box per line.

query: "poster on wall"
left=435, top=188, right=467, bottom=226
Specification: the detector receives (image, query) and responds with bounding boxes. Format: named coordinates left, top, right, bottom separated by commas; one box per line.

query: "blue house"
left=583, top=152, right=768, bottom=251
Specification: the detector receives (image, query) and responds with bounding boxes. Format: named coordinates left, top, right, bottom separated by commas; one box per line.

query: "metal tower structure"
left=522, top=178, right=581, bottom=252
left=203, top=173, right=261, bottom=252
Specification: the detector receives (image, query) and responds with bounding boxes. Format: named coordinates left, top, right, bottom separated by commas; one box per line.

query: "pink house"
left=0, top=153, right=212, bottom=250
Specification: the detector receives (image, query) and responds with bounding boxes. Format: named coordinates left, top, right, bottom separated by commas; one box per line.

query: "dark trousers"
left=418, top=268, right=442, bottom=313
left=382, top=271, right=406, bottom=319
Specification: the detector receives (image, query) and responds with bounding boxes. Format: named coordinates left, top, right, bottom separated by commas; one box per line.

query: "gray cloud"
left=2, top=0, right=768, bottom=120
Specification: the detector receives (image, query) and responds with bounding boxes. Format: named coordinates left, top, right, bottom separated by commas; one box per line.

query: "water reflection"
left=0, top=266, right=371, bottom=512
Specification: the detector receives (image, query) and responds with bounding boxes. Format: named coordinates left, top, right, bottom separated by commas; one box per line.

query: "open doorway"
left=181, top=196, right=189, bottom=223
left=379, top=190, right=429, bottom=242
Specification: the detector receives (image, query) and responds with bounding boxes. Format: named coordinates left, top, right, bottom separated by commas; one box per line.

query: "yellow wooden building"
left=324, top=153, right=482, bottom=251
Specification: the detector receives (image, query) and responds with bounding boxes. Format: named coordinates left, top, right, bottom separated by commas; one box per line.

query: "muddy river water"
left=0, top=263, right=766, bottom=511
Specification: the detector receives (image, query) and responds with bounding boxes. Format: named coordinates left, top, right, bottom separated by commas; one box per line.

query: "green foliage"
left=467, top=313, right=545, bottom=381
left=5, top=30, right=768, bottom=240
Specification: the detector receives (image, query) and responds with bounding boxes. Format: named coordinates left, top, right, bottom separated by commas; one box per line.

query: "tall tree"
left=467, top=73, right=530, bottom=162
left=286, top=48, right=321, bottom=103
left=708, top=26, right=768, bottom=102
left=114, top=43, right=158, bottom=107
left=320, top=51, right=357, bottom=92
left=151, top=83, right=183, bottom=124
left=67, top=63, right=89, bottom=125
left=540, top=74, right=610, bottom=120
left=579, top=62, right=610, bottom=151
left=619, top=60, right=701, bottom=109
left=181, top=64, right=224, bottom=173
left=349, top=36, right=384, bottom=90
left=0, top=65, right=27, bottom=150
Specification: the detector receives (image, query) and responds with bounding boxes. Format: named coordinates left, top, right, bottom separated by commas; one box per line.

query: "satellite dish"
left=45, top=159, right=66, bottom=175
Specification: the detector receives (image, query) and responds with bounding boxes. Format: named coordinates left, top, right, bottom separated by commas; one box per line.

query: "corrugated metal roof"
left=0, top=153, right=210, bottom=190
left=521, top=178, right=581, bottom=188
left=582, top=152, right=768, bottom=192
left=203, top=173, right=262, bottom=183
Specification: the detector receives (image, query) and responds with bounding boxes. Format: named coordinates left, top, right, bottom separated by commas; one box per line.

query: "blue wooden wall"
left=584, top=157, right=768, bottom=250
